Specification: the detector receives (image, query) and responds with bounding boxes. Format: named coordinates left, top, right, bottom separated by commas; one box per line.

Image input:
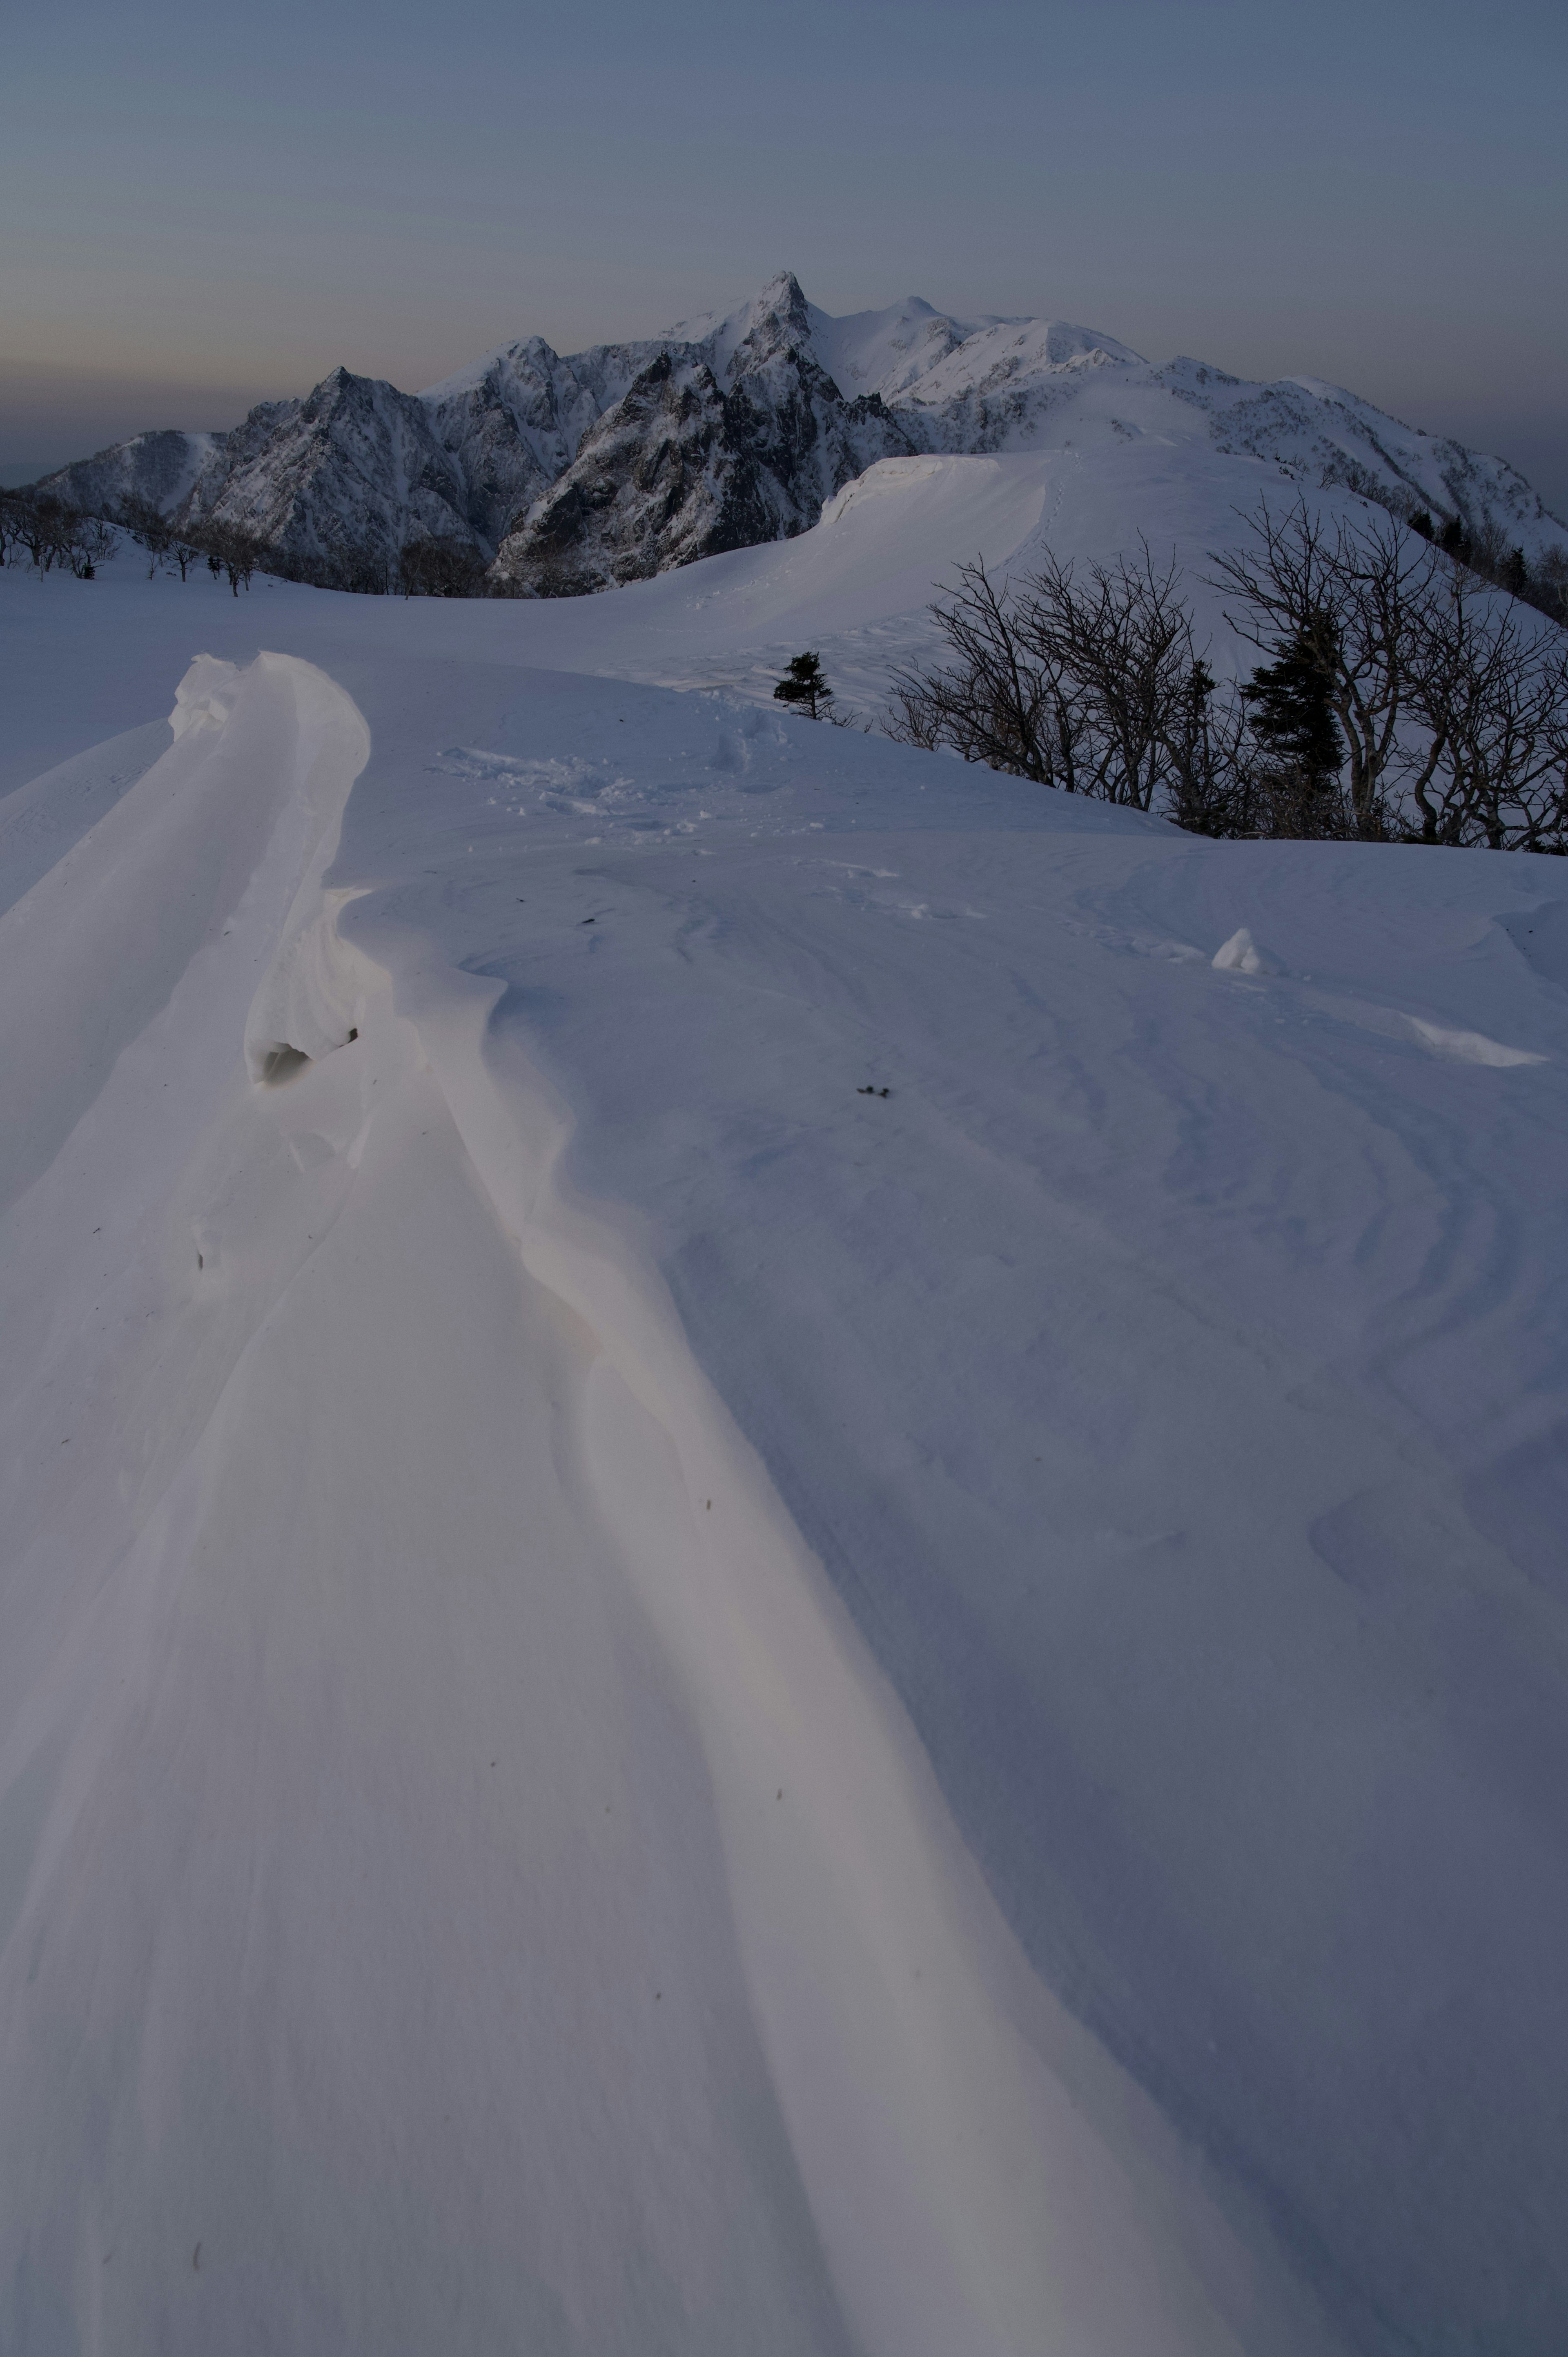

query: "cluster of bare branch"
left=888, top=544, right=1221, bottom=814
left=888, top=505, right=1568, bottom=854
left=1401, top=566, right=1568, bottom=850
left=196, top=524, right=264, bottom=596
left=116, top=499, right=263, bottom=595
left=116, top=495, right=207, bottom=582
left=0, top=491, right=118, bottom=578
left=9, top=491, right=266, bottom=596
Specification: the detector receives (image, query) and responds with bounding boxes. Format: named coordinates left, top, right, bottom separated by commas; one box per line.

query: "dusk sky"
left=5, top=0, right=1566, bottom=508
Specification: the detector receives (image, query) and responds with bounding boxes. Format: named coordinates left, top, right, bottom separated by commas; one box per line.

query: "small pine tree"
left=1243, top=627, right=1345, bottom=834
left=773, top=652, right=833, bottom=720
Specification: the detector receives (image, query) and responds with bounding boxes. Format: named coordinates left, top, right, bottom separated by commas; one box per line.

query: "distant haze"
left=5, top=0, right=1565, bottom=513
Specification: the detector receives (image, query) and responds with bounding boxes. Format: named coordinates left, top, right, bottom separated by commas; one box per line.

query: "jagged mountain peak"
left=662, top=268, right=808, bottom=352
left=298, top=365, right=382, bottom=415
left=419, top=334, right=561, bottom=403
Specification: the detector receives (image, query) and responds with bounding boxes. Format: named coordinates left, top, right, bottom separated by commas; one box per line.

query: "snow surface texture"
left=2, top=446, right=1568, bottom=2356
left=34, top=273, right=1568, bottom=593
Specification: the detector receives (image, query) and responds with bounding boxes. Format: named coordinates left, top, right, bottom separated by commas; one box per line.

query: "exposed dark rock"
left=490, top=336, right=918, bottom=596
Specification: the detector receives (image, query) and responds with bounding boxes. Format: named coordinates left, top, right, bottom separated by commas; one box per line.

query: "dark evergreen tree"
left=1187, top=657, right=1218, bottom=715
left=1243, top=626, right=1345, bottom=832
left=773, top=652, right=833, bottom=720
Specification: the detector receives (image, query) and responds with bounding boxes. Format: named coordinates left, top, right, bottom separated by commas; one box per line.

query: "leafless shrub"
left=0, top=493, right=116, bottom=577
left=65, top=515, right=118, bottom=578
left=5, top=493, right=75, bottom=571
left=1400, top=567, right=1568, bottom=850
left=1163, top=662, right=1254, bottom=835
left=1020, top=542, right=1200, bottom=808
left=114, top=495, right=203, bottom=583
left=886, top=502, right=1567, bottom=852
left=119, top=493, right=174, bottom=575
left=192, top=523, right=263, bottom=595
left=887, top=560, right=1077, bottom=785
left=886, top=545, right=1236, bottom=812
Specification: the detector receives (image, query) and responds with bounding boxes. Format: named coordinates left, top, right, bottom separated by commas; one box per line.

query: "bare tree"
left=194, top=524, right=262, bottom=595
left=1013, top=542, right=1198, bottom=808
left=888, top=546, right=1222, bottom=811
left=13, top=495, right=93, bottom=574
left=887, top=559, right=1085, bottom=789
left=119, top=494, right=174, bottom=576
left=118, top=495, right=199, bottom=580
left=13, top=494, right=72, bottom=572
left=1402, top=566, right=1568, bottom=850
left=1164, top=660, right=1254, bottom=836
left=0, top=494, right=118, bottom=577
left=0, top=491, right=24, bottom=566
left=885, top=677, right=945, bottom=751
left=64, top=516, right=117, bottom=578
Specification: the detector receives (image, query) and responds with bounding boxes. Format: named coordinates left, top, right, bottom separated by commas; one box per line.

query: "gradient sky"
left=5, top=0, right=1566, bottom=508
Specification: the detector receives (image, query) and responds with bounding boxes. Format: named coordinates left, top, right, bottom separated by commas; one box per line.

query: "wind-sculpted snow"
left=2, top=504, right=1567, bottom=2348
left=0, top=638, right=1296, bottom=2357
left=33, top=272, right=1567, bottom=594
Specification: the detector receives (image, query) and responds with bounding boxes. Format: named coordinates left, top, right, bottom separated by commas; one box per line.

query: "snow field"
left=2, top=437, right=1567, bottom=2352
left=0, top=640, right=1290, bottom=2354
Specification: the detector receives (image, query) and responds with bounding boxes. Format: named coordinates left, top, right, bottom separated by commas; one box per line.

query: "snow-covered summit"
left=806, top=291, right=1143, bottom=405
left=663, top=275, right=1140, bottom=404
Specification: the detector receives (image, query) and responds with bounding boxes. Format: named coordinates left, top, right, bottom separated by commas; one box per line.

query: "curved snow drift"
left=0, top=655, right=1321, bottom=2355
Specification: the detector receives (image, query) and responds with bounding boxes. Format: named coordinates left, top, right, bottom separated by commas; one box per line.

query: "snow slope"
left=4, top=424, right=1464, bottom=780
left=2, top=457, right=1568, bottom=2354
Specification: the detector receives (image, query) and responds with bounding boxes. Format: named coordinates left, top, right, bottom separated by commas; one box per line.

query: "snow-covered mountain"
left=34, top=272, right=1568, bottom=593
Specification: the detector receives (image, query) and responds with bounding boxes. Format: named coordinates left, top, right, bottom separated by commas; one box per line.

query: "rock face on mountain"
left=496, top=322, right=919, bottom=595
left=34, top=271, right=1567, bottom=593
left=198, top=371, right=479, bottom=589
